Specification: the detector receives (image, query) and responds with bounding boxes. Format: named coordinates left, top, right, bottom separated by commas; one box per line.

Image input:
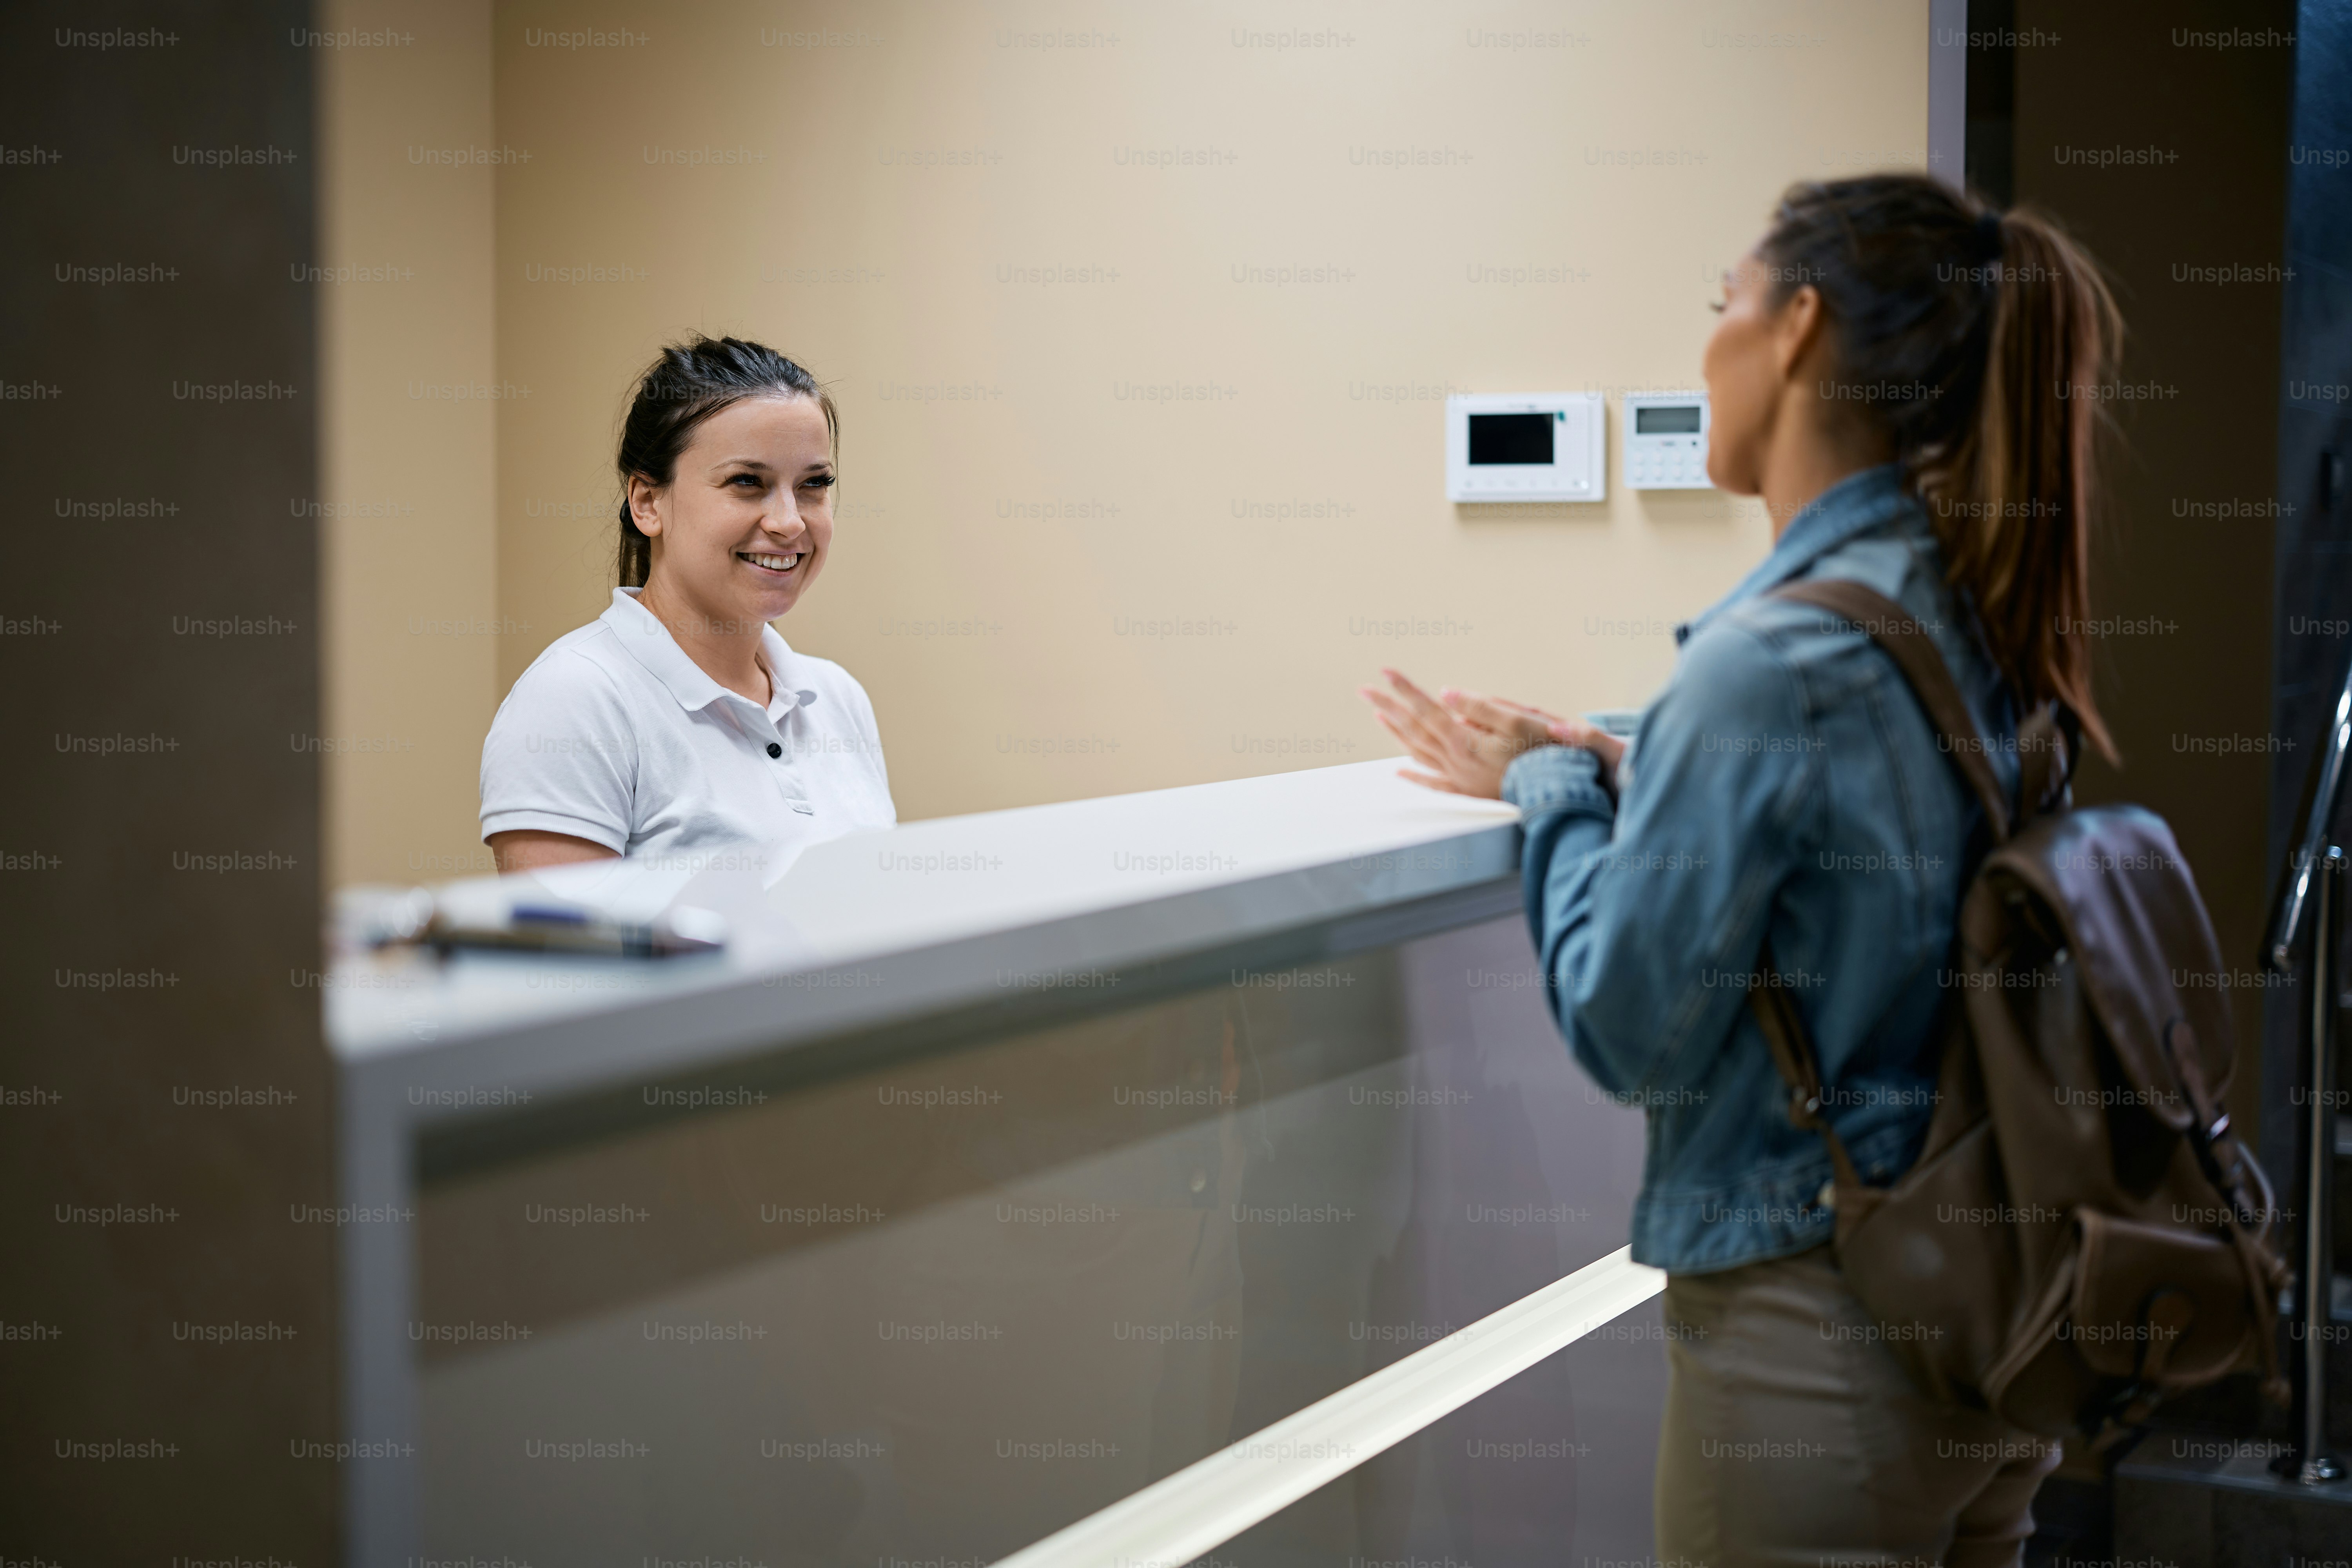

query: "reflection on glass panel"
left=1216, top=1296, right=1669, bottom=1568
left=412, top=916, right=1650, bottom=1563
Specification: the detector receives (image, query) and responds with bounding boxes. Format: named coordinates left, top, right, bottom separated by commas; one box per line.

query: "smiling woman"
left=478, top=336, right=895, bottom=880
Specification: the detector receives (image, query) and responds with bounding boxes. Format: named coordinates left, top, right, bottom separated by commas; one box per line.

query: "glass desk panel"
left=412, top=916, right=1649, bottom=1563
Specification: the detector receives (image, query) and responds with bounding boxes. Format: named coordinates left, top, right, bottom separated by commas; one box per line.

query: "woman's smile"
left=737, top=547, right=804, bottom=577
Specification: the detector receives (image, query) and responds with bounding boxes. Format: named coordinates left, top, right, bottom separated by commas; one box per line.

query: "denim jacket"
left=1501, top=465, right=2018, bottom=1275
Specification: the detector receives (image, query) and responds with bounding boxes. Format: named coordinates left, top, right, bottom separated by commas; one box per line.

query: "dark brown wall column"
left=0, top=3, right=335, bottom=1559
left=2013, top=0, right=2298, bottom=1145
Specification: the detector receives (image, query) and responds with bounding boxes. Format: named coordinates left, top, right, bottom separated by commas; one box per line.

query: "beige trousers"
left=1656, top=1245, right=2062, bottom=1568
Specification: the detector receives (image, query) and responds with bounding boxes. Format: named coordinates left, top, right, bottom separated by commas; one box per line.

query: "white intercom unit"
left=1445, top=392, right=1606, bottom=503
left=1622, top=390, right=1712, bottom=489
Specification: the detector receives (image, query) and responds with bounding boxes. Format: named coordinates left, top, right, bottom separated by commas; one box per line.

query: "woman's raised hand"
left=1359, top=670, right=1626, bottom=799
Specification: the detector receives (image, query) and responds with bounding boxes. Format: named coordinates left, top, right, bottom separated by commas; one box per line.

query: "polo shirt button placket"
left=766, top=719, right=815, bottom=815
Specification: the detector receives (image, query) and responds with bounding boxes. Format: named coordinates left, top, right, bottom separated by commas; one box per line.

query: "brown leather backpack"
left=1748, top=578, right=2290, bottom=1440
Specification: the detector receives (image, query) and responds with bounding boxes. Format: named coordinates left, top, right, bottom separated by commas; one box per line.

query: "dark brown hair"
left=1757, top=174, right=2123, bottom=760
left=613, top=335, right=836, bottom=588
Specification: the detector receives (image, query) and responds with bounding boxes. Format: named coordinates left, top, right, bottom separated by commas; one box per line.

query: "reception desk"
left=327, top=759, right=1666, bottom=1567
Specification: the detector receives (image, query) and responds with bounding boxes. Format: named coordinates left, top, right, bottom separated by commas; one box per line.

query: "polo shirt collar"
left=1674, top=463, right=1916, bottom=646
left=602, top=588, right=796, bottom=717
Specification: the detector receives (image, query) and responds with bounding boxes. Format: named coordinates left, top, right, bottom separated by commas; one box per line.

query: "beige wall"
left=327, top=1, right=1930, bottom=881
left=319, top=0, right=499, bottom=886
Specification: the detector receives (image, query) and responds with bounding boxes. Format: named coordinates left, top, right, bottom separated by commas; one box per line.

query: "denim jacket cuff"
left=1501, top=745, right=1615, bottom=820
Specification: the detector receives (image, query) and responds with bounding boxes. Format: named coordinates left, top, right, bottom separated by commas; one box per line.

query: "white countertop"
left=328, top=758, right=1521, bottom=1119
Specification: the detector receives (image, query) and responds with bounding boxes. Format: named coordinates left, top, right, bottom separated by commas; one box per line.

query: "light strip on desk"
left=994, top=1245, right=1666, bottom=1568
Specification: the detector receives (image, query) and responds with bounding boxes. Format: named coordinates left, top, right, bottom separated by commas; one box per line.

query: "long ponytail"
left=1758, top=176, right=2123, bottom=761
left=1935, top=210, right=2121, bottom=761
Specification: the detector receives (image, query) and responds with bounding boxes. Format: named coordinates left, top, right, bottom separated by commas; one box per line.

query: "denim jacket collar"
left=1674, top=463, right=1914, bottom=647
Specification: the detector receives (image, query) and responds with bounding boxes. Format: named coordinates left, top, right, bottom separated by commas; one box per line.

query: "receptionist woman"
left=479, top=336, right=894, bottom=879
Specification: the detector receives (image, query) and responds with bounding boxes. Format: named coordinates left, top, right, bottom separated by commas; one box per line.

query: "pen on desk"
left=430, top=902, right=726, bottom=958
left=357, top=887, right=727, bottom=958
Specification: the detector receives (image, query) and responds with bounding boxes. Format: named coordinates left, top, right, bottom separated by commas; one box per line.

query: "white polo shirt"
left=480, top=588, right=895, bottom=884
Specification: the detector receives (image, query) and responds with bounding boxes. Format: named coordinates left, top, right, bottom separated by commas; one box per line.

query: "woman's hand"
left=1359, top=669, right=1628, bottom=800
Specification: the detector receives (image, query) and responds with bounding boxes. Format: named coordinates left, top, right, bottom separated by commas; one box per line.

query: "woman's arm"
left=479, top=653, right=638, bottom=870
left=487, top=829, right=621, bottom=875
left=1514, top=619, right=1820, bottom=1098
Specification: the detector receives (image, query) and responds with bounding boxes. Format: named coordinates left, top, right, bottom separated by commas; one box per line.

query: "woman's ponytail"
left=1758, top=176, right=2122, bottom=762
left=617, top=501, right=653, bottom=590
left=1937, top=209, right=2122, bottom=762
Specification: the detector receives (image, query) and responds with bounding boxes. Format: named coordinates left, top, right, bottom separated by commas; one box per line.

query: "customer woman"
left=1363, top=174, right=2119, bottom=1564
left=481, top=336, right=894, bottom=879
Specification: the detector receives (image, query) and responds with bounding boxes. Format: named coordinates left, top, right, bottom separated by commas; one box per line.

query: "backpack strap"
left=1749, top=936, right=1867, bottom=1192
left=2014, top=703, right=2082, bottom=828
left=1742, top=576, right=2013, bottom=1181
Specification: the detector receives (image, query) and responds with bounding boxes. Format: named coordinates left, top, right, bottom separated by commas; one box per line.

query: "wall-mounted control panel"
left=1445, top=392, right=1606, bottom=503
left=1621, top=391, right=1711, bottom=489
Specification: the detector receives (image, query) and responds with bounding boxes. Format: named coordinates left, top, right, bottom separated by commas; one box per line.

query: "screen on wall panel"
left=1467, top=412, right=1554, bottom=465
left=1635, top=405, right=1704, bottom=434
